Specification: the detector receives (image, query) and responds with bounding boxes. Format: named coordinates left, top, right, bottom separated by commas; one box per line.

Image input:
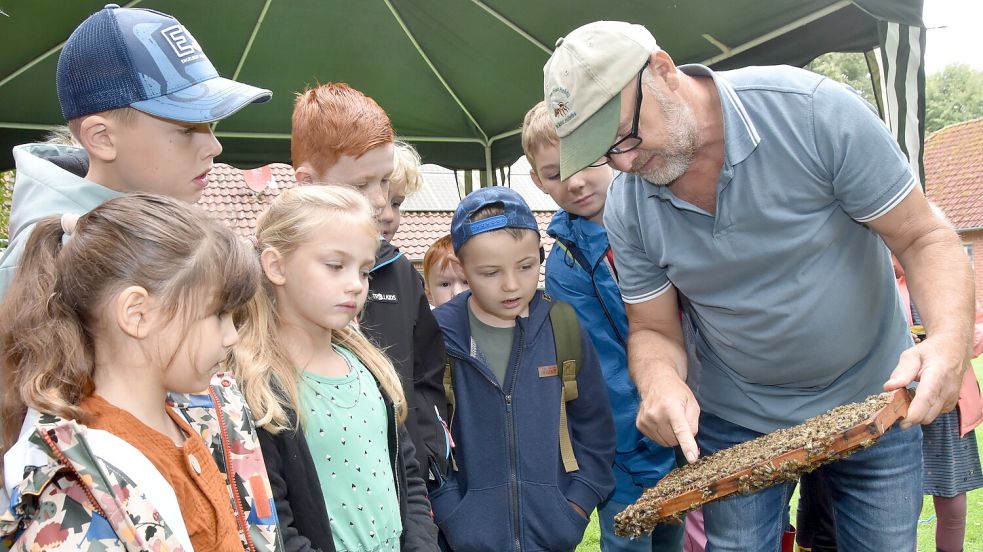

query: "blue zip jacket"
left=431, top=290, right=615, bottom=552
left=545, top=210, right=676, bottom=504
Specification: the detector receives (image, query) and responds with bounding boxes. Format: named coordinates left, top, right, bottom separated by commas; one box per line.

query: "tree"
left=925, top=63, right=983, bottom=134
left=806, top=52, right=877, bottom=106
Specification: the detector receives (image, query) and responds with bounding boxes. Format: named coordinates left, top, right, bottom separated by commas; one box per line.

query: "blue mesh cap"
left=451, top=186, right=540, bottom=252
left=56, top=4, right=271, bottom=122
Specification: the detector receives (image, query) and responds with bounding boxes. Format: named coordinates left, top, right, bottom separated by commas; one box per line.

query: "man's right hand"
left=625, top=289, right=701, bottom=463
left=636, top=370, right=701, bottom=463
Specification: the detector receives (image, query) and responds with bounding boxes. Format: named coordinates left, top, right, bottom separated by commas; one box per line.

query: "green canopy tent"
left=0, top=0, right=924, bottom=185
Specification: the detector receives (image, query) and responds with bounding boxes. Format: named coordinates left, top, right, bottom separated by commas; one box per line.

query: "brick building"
left=198, top=158, right=557, bottom=285
left=923, top=118, right=983, bottom=303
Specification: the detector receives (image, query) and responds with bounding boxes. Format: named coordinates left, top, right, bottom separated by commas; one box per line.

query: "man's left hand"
left=884, top=334, right=967, bottom=428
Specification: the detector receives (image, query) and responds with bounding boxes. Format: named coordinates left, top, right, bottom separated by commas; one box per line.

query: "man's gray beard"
left=640, top=151, right=694, bottom=185
left=632, top=86, right=699, bottom=186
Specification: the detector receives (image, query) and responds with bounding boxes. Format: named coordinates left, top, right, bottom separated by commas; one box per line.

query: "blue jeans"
left=598, top=497, right=684, bottom=551
left=697, top=411, right=922, bottom=551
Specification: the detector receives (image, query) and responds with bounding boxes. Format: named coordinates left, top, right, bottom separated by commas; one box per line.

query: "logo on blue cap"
left=57, top=4, right=271, bottom=123
left=450, top=187, right=540, bottom=252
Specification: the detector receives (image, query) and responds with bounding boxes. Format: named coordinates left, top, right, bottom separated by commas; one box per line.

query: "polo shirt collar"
left=679, top=64, right=760, bottom=166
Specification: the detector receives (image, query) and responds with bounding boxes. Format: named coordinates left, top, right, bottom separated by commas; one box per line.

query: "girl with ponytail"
left=229, top=185, right=437, bottom=552
left=0, top=194, right=281, bottom=551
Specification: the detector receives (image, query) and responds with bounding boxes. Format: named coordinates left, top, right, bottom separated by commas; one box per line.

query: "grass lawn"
left=576, top=356, right=983, bottom=551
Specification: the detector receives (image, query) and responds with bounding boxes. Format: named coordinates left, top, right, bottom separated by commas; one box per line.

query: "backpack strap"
left=442, top=355, right=459, bottom=471
left=549, top=299, right=582, bottom=473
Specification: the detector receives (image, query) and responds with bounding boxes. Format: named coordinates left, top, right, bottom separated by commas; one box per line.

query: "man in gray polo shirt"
left=543, top=21, right=975, bottom=550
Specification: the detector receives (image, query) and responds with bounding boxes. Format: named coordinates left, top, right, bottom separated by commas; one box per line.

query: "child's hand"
left=568, top=500, right=588, bottom=520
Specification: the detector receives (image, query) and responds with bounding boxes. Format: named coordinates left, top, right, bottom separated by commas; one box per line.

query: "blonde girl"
left=0, top=194, right=272, bottom=551
left=232, top=186, right=437, bottom=552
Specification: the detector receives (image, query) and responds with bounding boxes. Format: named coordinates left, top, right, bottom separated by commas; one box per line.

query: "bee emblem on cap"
left=552, top=101, right=570, bottom=118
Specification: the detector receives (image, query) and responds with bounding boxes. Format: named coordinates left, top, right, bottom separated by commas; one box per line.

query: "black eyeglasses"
left=589, top=62, right=647, bottom=168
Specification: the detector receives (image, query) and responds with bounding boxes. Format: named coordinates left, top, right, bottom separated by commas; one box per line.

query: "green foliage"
left=806, top=52, right=877, bottom=106
left=806, top=53, right=983, bottom=135
left=926, top=63, right=983, bottom=134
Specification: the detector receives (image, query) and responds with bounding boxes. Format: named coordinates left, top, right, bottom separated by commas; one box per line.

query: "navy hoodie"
left=431, top=290, right=615, bottom=552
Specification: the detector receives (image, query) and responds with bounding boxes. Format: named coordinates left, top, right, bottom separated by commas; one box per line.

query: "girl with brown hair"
left=0, top=194, right=277, bottom=551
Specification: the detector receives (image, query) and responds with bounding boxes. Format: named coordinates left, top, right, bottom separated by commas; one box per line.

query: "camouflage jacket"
left=0, top=414, right=192, bottom=551
left=1, top=373, right=282, bottom=552
left=168, top=372, right=282, bottom=552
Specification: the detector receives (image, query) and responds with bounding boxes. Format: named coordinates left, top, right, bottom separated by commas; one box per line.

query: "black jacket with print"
left=360, top=239, right=449, bottom=481
left=258, top=386, right=438, bottom=552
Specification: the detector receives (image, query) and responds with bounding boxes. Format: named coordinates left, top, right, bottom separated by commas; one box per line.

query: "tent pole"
left=700, top=0, right=850, bottom=66
left=383, top=0, right=489, bottom=146
left=467, top=0, right=552, bottom=55
left=0, top=0, right=143, bottom=90
left=484, top=145, right=493, bottom=187
left=213, top=0, right=273, bottom=133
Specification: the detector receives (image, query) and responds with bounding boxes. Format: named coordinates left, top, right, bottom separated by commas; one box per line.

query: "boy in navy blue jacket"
left=431, top=186, right=615, bottom=552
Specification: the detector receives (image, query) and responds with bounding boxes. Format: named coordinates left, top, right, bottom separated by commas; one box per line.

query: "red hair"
left=423, top=234, right=463, bottom=290
left=290, top=82, right=395, bottom=174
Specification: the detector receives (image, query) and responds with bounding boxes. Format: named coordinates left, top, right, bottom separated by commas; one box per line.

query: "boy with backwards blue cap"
left=430, top=186, right=615, bottom=551
left=0, top=3, right=272, bottom=295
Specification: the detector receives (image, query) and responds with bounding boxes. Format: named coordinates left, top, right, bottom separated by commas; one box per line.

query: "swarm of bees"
left=615, top=390, right=909, bottom=538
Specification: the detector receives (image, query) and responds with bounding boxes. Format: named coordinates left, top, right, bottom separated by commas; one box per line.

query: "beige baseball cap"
left=544, top=21, right=658, bottom=180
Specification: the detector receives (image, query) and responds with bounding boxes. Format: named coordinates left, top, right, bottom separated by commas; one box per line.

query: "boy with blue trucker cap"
left=1, top=3, right=272, bottom=295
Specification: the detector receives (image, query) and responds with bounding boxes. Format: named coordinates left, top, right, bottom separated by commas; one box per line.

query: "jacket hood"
left=546, top=208, right=576, bottom=241
left=372, top=238, right=404, bottom=272
left=546, top=209, right=611, bottom=266
left=433, top=290, right=554, bottom=358
left=8, top=143, right=116, bottom=243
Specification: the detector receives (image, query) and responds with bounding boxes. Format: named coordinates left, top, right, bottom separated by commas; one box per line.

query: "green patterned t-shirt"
left=300, top=346, right=402, bottom=552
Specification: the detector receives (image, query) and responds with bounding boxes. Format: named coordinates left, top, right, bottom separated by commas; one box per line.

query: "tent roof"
left=0, top=0, right=922, bottom=171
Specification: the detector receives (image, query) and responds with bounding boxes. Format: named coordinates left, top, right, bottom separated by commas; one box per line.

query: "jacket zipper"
left=393, top=406, right=401, bottom=506
left=557, top=233, right=626, bottom=346
left=505, top=328, right=525, bottom=551
left=209, top=385, right=258, bottom=552
left=591, top=256, right=627, bottom=346
left=39, top=429, right=108, bottom=520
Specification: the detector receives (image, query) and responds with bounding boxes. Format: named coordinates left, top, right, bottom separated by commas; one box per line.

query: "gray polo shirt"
left=605, top=64, right=915, bottom=434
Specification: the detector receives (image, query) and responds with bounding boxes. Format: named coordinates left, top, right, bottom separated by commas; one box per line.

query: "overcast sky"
left=923, top=0, right=981, bottom=74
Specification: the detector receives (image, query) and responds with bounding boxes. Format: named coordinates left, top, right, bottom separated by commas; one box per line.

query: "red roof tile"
left=924, top=118, right=983, bottom=230
left=199, top=163, right=558, bottom=285
left=198, top=163, right=297, bottom=237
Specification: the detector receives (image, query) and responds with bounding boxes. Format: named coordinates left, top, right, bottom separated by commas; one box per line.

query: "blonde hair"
left=521, top=101, right=559, bottom=172
left=391, top=141, right=423, bottom=197
left=231, top=186, right=406, bottom=433
left=44, top=125, right=80, bottom=146
left=0, top=194, right=259, bottom=449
